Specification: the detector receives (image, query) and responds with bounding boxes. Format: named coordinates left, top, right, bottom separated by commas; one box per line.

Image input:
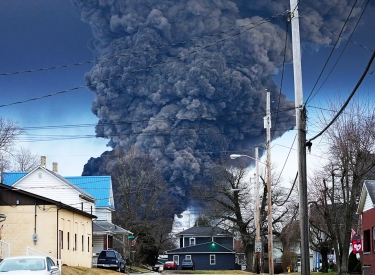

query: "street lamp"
left=230, top=148, right=268, bottom=274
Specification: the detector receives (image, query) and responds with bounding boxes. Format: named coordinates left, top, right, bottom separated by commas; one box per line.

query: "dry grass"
left=62, top=266, right=123, bottom=275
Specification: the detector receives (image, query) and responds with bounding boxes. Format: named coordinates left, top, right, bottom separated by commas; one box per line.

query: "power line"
left=0, top=14, right=286, bottom=77
left=272, top=17, right=290, bottom=139
left=0, top=14, right=283, bottom=109
left=305, top=0, right=370, bottom=104
left=307, top=48, right=375, bottom=143
left=299, top=15, right=374, bottom=53
left=305, top=0, right=361, bottom=104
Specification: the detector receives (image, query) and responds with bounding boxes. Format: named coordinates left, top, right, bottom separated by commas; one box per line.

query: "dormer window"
left=189, top=237, right=195, bottom=246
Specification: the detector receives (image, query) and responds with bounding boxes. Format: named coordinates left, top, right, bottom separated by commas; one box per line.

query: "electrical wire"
left=272, top=17, right=290, bottom=139
left=305, top=0, right=361, bottom=104
left=0, top=14, right=286, bottom=77
left=306, top=0, right=370, bottom=104
left=0, top=14, right=290, bottom=109
left=307, top=48, right=375, bottom=143
left=299, top=15, right=374, bottom=53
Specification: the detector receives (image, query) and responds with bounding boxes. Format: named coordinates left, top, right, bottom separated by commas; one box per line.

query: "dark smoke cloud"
left=74, top=0, right=366, bottom=209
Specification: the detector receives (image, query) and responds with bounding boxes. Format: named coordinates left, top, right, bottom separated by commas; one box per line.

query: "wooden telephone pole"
left=265, top=91, right=274, bottom=275
left=289, top=0, right=310, bottom=274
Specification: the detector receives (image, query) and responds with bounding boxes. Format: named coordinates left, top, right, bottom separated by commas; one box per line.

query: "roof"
left=93, top=220, right=132, bottom=235
left=0, top=183, right=96, bottom=219
left=358, top=180, right=375, bottom=213
left=2, top=172, right=27, bottom=185
left=3, top=166, right=95, bottom=202
left=2, top=169, right=114, bottom=208
left=165, top=242, right=235, bottom=254
left=176, top=226, right=232, bottom=237
left=65, top=176, right=114, bottom=208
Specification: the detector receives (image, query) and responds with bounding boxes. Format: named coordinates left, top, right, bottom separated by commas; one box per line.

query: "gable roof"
left=176, top=226, right=232, bottom=237
left=165, top=242, right=235, bottom=254
left=2, top=169, right=115, bottom=207
left=0, top=183, right=96, bottom=219
left=65, top=176, right=114, bottom=209
left=358, top=180, right=375, bottom=214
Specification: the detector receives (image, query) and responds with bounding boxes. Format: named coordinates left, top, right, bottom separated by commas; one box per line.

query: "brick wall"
left=362, top=208, right=375, bottom=270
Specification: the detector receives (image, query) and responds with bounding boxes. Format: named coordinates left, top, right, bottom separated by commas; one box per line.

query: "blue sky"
left=0, top=0, right=374, bottom=179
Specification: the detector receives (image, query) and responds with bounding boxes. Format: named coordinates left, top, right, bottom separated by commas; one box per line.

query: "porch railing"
left=0, top=240, right=10, bottom=259
left=25, top=246, right=62, bottom=271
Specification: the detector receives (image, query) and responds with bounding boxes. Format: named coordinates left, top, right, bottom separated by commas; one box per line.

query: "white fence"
left=25, top=246, right=62, bottom=271
left=0, top=240, right=10, bottom=259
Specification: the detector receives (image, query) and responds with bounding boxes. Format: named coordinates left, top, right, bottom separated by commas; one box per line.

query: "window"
left=189, top=238, right=195, bottom=246
left=67, top=232, right=70, bottom=250
left=210, top=254, right=216, bottom=265
left=173, top=255, right=179, bottom=265
left=88, top=237, right=90, bottom=252
left=185, top=255, right=191, bottom=260
left=59, top=230, right=63, bottom=249
left=74, top=234, right=77, bottom=251
left=82, top=235, right=84, bottom=251
left=364, top=229, right=370, bottom=253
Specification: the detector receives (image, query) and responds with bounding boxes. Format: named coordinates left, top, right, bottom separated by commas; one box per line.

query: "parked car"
left=97, top=249, right=126, bottom=272
left=0, top=256, right=60, bottom=274
left=163, top=261, right=178, bottom=270
left=181, top=259, right=195, bottom=270
left=152, top=261, right=164, bottom=272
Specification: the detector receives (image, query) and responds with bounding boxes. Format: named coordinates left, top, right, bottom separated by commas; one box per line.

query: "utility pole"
left=289, top=1, right=310, bottom=274
left=255, top=147, right=261, bottom=274
left=265, top=91, right=273, bottom=275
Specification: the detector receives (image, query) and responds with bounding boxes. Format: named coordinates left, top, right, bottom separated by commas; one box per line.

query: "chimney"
left=52, top=162, right=58, bottom=174
left=40, top=156, right=46, bottom=167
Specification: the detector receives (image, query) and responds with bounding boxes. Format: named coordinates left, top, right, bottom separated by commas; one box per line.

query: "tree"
left=0, top=117, right=22, bottom=153
left=106, top=147, right=177, bottom=264
left=308, top=95, right=375, bottom=274
left=193, top=163, right=295, bottom=272
left=11, top=147, right=39, bottom=171
left=0, top=117, right=23, bottom=176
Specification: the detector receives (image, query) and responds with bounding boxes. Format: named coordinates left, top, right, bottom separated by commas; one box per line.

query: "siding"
left=364, top=192, right=373, bottom=212
left=13, top=168, right=96, bottom=216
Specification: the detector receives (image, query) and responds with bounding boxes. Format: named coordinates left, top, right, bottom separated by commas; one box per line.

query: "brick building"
left=357, top=180, right=375, bottom=275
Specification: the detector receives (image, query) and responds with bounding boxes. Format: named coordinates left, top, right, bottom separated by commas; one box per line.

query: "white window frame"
left=210, top=254, right=216, bottom=265
left=185, top=255, right=191, bottom=260
left=173, top=255, right=179, bottom=265
left=189, top=237, right=196, bottom=246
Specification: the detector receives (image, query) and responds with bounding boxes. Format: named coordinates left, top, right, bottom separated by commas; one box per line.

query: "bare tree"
left=11, top=147, right=39, bottom=171
left=0, top=117, right=22, bottom=153
left=0, top=118, right=23, bottom=178
left=193, top=163, right=295, bottom=272
left=308, top=95, right=375, bottom=274
left=107, top=147, right=177, bottom=264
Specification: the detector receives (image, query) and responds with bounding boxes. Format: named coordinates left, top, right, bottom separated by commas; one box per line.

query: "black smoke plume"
left=74, top=0, right=366, bottom=211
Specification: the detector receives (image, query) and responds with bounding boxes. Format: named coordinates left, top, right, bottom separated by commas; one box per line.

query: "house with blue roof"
left=2, top=156, right=132, bottom=263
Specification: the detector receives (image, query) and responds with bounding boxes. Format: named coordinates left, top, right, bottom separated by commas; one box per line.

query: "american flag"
left=351, top=228, right=356, bottom=241
left=131, top=236, right=138, bottom=247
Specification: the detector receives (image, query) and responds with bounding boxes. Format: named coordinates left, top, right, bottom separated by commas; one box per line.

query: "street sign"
left=128, top=235, right=135, bottom=239
left=255, top=242, right=262, bottom=252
